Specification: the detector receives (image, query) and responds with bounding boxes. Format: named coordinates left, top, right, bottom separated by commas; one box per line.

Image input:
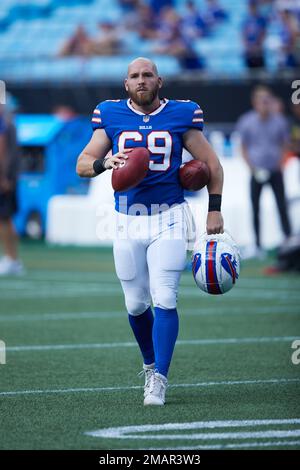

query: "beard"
left=127, top=83, right=160, bottom=106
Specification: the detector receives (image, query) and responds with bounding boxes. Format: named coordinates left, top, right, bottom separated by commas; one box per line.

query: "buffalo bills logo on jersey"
left=221, top=253, right=239, bottom=284
left=192, top=253, right=201, bottom=277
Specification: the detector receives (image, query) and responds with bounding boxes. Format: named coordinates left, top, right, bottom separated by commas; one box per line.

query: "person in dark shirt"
left=0, top=104, right=23, bottom=275
left=181, top=1, right=208, bottom=39
left=290, top=103, right=300, bottom=158
left=277, top=9, right=299, bottom=69
left=202, top=0, right=228, bottom=30
left=149, top=0, right=174, bottom=14
left=155, top=6, right=204, bottom=70
left=236, top=86, right=291, bottom=256
left=242, top=0, right=267, bottom=69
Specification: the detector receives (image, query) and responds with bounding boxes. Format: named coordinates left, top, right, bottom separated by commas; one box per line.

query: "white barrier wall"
left=47, top=154, right=300, bottom=249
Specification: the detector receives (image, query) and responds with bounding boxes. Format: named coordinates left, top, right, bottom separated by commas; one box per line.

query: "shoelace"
left=148, top=373, right=165, bottom=395
left=137, top=368, right=154, bottom=389
left=137, top=368, right=153, bottom=379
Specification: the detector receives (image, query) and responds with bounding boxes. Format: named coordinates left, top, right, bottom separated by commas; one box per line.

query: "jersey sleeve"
left=188, top=101, right=204, bottom=131
left=90, top=101, right=114, bottom=140
left=91, top=103, right=105, bottom=131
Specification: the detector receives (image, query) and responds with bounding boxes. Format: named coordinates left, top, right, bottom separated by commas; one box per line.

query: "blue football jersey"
left=91, top=98, right=204, bottom=214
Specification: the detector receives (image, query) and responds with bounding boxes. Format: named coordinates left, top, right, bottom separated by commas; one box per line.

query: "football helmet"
left=192, top=231, right=240, bottom=295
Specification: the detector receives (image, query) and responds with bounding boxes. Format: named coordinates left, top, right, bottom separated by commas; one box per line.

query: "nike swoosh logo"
left=168, top=222, right=177, bottom=227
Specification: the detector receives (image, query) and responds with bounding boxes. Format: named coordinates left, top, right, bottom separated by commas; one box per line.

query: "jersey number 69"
left=118, top=131, right=172, bottom=172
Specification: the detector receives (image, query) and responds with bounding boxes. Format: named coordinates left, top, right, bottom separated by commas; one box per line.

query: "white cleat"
left=144, top=371, right=168, bottom=406
left=0, top=256, right=24, bottom=276
left=138, top=363, right=155, bottom=398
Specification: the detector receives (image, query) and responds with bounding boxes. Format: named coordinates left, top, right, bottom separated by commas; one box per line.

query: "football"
left=112, top=147, right=150, bottom=192
left=179, top=160, right=210, bottom=191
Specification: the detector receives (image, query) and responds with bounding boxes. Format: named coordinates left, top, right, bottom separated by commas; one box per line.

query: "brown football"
left=112, top=147, right=150, bottom=192
left=179, top=160, right=210, bottom=191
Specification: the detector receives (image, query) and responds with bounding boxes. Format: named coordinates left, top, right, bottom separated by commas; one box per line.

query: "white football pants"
left=113, top=202, right=195, bottom=316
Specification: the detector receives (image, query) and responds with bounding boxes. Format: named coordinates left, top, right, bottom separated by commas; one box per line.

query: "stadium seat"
left=0, top=0, right=288, bottom=80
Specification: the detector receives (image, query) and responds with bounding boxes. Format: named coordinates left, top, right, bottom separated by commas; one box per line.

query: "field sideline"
left=0, top=241, right=299, bottom=450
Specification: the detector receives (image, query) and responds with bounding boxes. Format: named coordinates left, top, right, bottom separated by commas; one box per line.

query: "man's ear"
left=124, top=78, right=129, bottom=92
left=158, top=77, right=163, bottom=90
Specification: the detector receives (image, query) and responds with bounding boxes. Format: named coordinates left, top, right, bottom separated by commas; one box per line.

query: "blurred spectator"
left=236, top=86, right=291, bottom=256
left=119, top=0, right=174, bottom=15
left=119, top=0, right=140, bottom=11
left=202, top=0, right=228, bottom=31
left=277, top=9, right=300, bottom=68
left=290, top=103, right=300, bottom=158
left=181, top=1, right=208, bottom=40
left=138, top=3, right=158, bottom=39
left=59, top=25, right=92, bottom=57
left=91, top=22, right=122, bottom=56
left=156, top=6, right=180, bottom=41
left=149, top=0, right=174, bottom=14
left=155, top=6, right=204, bottom=70
left=127, top=3, right=158, bottom=40
left=242, top=0, right=267, bottom=69
left=0, top=103, right=23, bottom=276
left=257, top=0, right=274, bottom=20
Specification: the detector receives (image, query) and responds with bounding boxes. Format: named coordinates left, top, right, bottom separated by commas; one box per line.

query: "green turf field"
left=0, top=241, right=299, bottom=450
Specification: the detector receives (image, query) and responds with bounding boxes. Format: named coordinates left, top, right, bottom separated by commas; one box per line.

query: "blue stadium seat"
left=0, top=0, right=285, bottom=80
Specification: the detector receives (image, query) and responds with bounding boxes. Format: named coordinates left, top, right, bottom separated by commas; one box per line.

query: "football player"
left=76, top=57, right=224, bottom=405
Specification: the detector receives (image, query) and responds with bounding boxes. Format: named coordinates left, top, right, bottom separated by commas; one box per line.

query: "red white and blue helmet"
left=192, top=231, right=240, bottom=295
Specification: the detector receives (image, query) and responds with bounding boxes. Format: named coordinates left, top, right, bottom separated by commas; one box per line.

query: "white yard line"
left=85, top=419, right=300, bottom=442
left=0, top=305, right=299, bottom=322
left=106, top=430, right=300, bottom=441
left=5, top=335, right=297, bottom=352
left=88, top=418, right=300, bottom=436
left=12, top=270, right=300, bottom=287
left=0, top=280, right=298, bottom=293
left=0, top=282, right=299, bottom=301
left=0, top=278, right=299, bottom=290
left=0, top=289, right=299, bottom=300
left=0, top=377, right=299, bottom=397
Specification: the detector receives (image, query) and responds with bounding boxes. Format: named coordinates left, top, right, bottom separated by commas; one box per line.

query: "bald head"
left=125, top=57, right=162, bottom=109
left=127, top=57, right=159, bottom=77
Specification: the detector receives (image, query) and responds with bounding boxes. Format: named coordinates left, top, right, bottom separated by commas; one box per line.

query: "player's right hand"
left=103, top=149, right=131, bottom=170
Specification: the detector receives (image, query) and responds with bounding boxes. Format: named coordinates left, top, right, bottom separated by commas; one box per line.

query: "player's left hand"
left=206, top=211, right=224, bottom=235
